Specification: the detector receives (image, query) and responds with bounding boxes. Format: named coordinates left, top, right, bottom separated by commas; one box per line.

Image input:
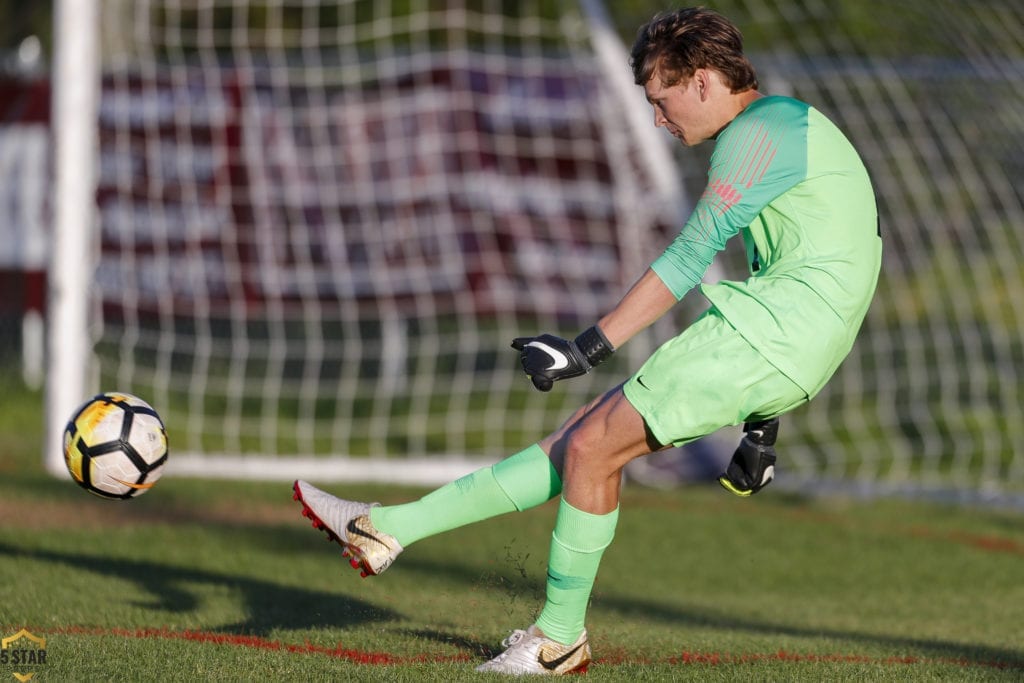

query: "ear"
left=694, top=69, right=711, bottom=101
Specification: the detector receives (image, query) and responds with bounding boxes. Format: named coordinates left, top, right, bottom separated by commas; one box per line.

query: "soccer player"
left=294, top=6, right=881, bottom=675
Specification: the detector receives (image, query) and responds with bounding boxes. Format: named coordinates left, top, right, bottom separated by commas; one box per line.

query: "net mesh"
left=79, top=0, right=1024, bottom=502
left=680, top=0, right=1024, bottom=501
left=93, top=0, right=682, bottom=464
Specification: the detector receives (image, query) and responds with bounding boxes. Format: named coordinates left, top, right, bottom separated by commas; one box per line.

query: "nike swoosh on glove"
left=510, top=334, right=591, bottom=392
left=511, top=327, right=614, bottom=392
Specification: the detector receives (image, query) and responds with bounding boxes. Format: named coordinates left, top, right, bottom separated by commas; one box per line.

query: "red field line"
left=42, top=626, right=1024, bottom=671
left=668, top=650, right=1023, bottom=671
left=915, top=528, right=1024, bottom=555
left=52, top=626, right=470, bottom=665
left=725, top=504, right=1024, bottom=558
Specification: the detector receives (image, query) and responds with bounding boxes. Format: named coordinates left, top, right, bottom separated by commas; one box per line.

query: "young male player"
left=294, top=7, right=881, bottom=675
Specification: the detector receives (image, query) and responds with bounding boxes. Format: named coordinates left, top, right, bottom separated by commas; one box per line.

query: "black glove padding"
left=718, top=417, right=780, bottom=497
left=511, top=334, right=592, bottom=392
left=511, top=326, right=615, bottom=392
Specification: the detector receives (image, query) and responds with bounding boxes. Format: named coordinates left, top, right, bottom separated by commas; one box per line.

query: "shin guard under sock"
left=535, top=498, right=619, bottom=645
left=369, top=443, right=561, bottom=546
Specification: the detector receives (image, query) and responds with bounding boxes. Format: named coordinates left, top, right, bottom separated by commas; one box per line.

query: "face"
left=643, top=71, right=709, bottom=147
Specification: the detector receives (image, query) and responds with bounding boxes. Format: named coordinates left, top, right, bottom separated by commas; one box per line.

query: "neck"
left=711, top=90, right=764, bottom=140
left=736, top=89, right=764, bottom=113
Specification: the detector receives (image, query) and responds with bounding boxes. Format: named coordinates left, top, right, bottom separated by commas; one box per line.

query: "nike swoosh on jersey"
left=538, top=642, right=585, bottom=671
left=526, top=341, right=570, bottom=370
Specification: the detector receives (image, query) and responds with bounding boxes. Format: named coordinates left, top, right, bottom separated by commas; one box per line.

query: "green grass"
left=1, top=374, right=1023, bottom=680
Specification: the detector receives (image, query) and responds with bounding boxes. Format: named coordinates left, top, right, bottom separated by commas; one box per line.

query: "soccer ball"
left=63, top=393, right=169, bottom=499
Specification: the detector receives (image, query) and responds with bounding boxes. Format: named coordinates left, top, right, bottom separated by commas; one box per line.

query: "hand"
left=510, top=334, right=591, bottom=392
left=511, top=326, right=614, bottom=392
left=718, top=418, right=779, bottom=496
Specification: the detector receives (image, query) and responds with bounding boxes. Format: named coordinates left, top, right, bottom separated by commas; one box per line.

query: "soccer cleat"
left=475, top=625, right=591, bottom=675
left=718, top=417, right=779, bottom=497
left=292, top=480, right=403, bottom=577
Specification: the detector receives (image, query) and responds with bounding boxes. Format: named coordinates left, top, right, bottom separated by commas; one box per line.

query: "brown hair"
left=630, top=7, right=758, bottom=92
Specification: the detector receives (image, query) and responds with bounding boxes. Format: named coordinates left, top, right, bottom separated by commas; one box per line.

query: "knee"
left=561, top=427, right=619, bottom=479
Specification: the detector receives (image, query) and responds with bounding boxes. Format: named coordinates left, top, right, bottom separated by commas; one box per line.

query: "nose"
left=653, top=108, right=666, bottom=128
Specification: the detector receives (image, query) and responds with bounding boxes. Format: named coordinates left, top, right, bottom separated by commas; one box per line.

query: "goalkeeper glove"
left=511, top=326, right=614, bottom=392
left=718, top=417, right=779, bottom=496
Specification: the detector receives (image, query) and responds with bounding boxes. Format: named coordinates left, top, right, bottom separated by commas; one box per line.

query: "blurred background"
left=0, top=0, right=1021, bottom=506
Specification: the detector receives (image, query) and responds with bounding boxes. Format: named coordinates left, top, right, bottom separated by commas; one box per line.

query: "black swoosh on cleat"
left=346, top=519, right=383, bottom=545
left=538, top=643, right=585, bottom=671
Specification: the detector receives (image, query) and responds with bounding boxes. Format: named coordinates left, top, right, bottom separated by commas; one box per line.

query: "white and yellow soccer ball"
left=63, top=393, right=169, bottom=499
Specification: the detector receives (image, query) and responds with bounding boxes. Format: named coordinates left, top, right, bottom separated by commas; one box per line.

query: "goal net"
left=47, top=0, right=1024, bottom=505
left=48, top=0, right=691, bottom=484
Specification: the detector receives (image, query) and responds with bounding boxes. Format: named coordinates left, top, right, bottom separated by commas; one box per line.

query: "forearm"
left=596, top=268, right=678, bottom=349
left=512, top=269, right=677, bottom=391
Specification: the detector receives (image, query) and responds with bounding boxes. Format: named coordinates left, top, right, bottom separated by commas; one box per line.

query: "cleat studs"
left=350, top=559, right=360, bottom=569
left=360, top=571, right=368, bottom=578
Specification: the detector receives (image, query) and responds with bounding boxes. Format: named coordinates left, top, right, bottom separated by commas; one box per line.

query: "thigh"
left=540, top=383, right=657, bottom=475
left=622, top=308, right=807, bottom=447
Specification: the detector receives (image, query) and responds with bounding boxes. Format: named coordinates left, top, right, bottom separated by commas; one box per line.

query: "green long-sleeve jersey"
left=651, top=95, right=882, bottom=397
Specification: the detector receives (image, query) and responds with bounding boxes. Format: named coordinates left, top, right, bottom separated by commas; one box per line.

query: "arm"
left=513, top=213, right=730, bottom=391
left=513, top=100, right=808, bottom=391
left=596, top=267, right=678, bottom=349
left=512, top=268, right=677, bottom=392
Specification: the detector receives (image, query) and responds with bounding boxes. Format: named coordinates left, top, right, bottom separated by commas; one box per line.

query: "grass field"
left=1, top=376, right=1023, bottom=681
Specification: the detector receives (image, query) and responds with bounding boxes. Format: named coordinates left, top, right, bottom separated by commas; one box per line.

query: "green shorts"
left=622, top=307, right=808, bottom=447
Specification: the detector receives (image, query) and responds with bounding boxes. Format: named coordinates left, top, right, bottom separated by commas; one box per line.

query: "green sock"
left=535, top=498, right=619, bottom=645
left=369, top=443, right=561, bottom=546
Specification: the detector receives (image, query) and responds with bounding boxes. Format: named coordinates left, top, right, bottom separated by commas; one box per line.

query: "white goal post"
left=47, top=0, right=1024, bottom=506
left=46, top=0, right=101, bottom=478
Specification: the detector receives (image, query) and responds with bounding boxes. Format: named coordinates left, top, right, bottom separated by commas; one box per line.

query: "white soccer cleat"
left=292, top=480, right=403, bottom=577
left=475, top=625, right=591, bottom=675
